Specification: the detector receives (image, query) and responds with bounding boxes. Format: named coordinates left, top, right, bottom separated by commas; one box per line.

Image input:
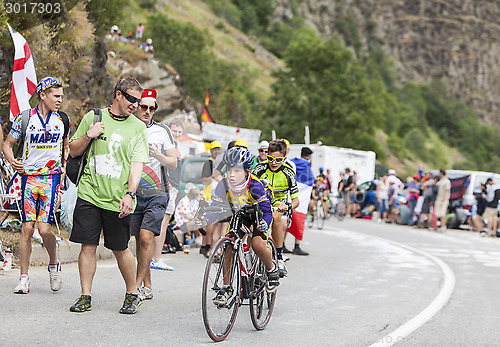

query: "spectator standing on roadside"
left=407, top=174, right=422, bottom=226
left=286, top=147, right=314, bottom=256
left=251, top=140, right=268, bottom=169
left=418, top=174, right=436, bottom=228
left=434, top=169, right=451, bottom=232
left=483, top=178, right=500, bottom=237
left=200, top=141, right=222, bottom=257
left=3, top=77, right=66, bottom=295
left=342, top=168, right=355, bottom=216
left=135, top=23, right=145, bottom=41
left=376, top=174, right=390, bottom=223
left=154, top=118, right=184, bottom=269
left=68, top=77, right=149, bottom=314
left=130, top=88, right=177, bottom=300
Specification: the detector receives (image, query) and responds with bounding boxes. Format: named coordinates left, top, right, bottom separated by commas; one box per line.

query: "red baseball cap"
left=141, top=88, right=158, bottom=109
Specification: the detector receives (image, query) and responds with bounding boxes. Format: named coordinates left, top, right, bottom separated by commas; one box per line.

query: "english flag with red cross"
left=8, top=24, right=37, bottom=122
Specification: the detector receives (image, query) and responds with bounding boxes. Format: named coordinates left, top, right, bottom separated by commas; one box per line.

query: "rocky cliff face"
left=273, top=0, right=500, bottom=126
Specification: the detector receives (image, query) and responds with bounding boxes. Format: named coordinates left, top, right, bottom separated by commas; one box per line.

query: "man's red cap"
left=141, top=88, right=158, bottom=109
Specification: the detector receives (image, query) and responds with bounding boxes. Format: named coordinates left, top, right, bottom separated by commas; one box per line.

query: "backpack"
left=66, top=108, right=102, bottom=185
left=165, top=222, right=180, bottom=252
left=14, top=109, right=71, bottom=159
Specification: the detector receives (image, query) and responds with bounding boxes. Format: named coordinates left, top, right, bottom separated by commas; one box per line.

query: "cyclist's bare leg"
left=249, top=236, right=273, bottom=270
left=321, top=199, right=328, bottom=216
left=271, top=210, right=285, bottom=250
left=222, top=246, right=234, bottom=286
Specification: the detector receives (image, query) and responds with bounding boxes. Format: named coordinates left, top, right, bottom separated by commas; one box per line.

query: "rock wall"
left=273, top=0, right=500, bottom=126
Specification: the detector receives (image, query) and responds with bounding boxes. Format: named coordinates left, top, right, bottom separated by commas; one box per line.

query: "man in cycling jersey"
left=252, top=139, right=299, bottom=278
left=195, top=147, right=279, bottom=306
left=3, top=77, right=69, bottom=295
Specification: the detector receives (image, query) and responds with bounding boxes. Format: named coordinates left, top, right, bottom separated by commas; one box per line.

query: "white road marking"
left=309, top=226, right=456, bottom=347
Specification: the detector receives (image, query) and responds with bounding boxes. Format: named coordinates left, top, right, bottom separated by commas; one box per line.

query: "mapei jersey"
left=138, top=121, right=175, bottom=196
left=252, top=162, right=299, bottom=204
left=10, top=108, right=69, bottom=175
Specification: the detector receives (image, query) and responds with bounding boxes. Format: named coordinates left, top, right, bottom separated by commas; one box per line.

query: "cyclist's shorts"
left=225, top=214, right=270, bottom=240
left=21, top=174, right=61, bottom=224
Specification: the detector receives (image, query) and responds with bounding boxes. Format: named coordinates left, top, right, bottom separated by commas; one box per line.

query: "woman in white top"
left=376, top=175, right=390, bottom=222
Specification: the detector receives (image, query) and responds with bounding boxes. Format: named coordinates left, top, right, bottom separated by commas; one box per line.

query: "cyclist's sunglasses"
left=267, top=155, right=285, bottom=164
left=139, top=104, right=157, bottom=112
left=44, top=124, right=51, bottom=142
left=118, top=89, right=141, bottom=104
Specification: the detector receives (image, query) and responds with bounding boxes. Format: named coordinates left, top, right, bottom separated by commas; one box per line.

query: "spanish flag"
left=201, top=91, right=214, bottom=123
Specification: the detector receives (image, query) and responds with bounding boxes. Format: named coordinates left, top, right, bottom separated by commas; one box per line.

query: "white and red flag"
left=7, top=23, right=37, bottom=122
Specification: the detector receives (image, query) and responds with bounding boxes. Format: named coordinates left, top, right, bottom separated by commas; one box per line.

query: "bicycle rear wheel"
left=202, top=237, right=241, bottom=342
left=250, top=238, right=277, bottom=330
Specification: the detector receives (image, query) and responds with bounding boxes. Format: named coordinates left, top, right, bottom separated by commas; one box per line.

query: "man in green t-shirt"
left=68, top=77, right=149, bottom=315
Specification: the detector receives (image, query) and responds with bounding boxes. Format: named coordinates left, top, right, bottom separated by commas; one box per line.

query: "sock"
left=20, top=273, right=28, bottom=279
left=276, top=247, right=283, bottom=260
left=294, top=243, right=300, bottom=250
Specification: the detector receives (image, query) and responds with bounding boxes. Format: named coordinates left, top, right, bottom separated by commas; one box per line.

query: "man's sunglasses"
left=267, top=155, right=285, bottom=164
left=259, top=149, right=268, bottom=153
left=118, top=89, right=141, bottom=104
left=139, top=104, right=157, bottom=112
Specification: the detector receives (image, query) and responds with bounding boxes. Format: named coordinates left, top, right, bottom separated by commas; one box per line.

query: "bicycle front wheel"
left=202, top=237, right=241, bottom=342
left=337, top=201, right=346, bottom=221
left=250, top=238, right=277, bottom=330
left=317, top=202, right=325, bottom=229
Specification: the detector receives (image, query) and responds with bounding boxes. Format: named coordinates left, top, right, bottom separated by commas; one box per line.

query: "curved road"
left=1, top=218, right=500, bottom=346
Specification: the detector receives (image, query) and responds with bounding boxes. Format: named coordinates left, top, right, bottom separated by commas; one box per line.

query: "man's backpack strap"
left=89, top=108, right=102, bottom=164
left=152, top=121, right=174, bottom=192
left=14, top=109, right=32, bottom=159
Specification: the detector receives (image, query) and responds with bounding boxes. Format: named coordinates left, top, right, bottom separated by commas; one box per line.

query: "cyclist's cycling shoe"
left=266, top=267, right=280, bottom=293
left=213, top=285, right=233, bottom=307
left=277, top=259, right=288, bottom=278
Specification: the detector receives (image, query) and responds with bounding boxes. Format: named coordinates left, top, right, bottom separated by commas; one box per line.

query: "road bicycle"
left=334, top=193, right=346, bottom=221
left=309, top=197, right=326, bottom=229
left=198, top=205, right=278, bottom=342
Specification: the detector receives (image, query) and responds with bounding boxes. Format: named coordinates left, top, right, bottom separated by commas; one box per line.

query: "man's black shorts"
left=130, top=193, right=168, bottom=237
left=70, top=197, right=131, bottom=251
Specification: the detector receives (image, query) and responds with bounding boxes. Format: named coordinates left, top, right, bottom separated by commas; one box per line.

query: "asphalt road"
left=2, top=217, right=500, bottom=346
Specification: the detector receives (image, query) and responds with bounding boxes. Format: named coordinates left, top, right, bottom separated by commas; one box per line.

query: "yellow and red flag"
left=201, top=91, right=214, bottom=123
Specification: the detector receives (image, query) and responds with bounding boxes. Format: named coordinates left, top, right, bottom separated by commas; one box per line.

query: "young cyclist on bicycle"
left=252, top=139, right=299, bottom=278
left=197, top=147, right=279, bottom=306
left=310, top=177, right=329, bottom=218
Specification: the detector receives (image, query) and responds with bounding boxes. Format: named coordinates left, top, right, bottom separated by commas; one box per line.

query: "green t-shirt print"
left=70, top=108, right=149, bottom=212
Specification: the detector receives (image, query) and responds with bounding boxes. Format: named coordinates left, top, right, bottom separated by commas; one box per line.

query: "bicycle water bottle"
left=243, top=243, right=252, bottom=268
left=3, top=248, right=13, bottom=271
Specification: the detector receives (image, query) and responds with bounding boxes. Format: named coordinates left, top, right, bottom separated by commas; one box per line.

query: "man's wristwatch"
left=126, top=191, right=136, bottom=199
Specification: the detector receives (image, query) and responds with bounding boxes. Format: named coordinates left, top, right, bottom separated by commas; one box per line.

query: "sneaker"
left=277, top=259, right=288, bottom=278
left=14, top=274, right=30, bottom=294
left=212, top=285, right=233, bottom=307
left=70, top=295, right=92, bottom=312
left=266, top=266, right=280, bottom=293
left=282, top=254, right=290, bottom=262
left=119, top=293, right=142, bottom=314
left=292, top=246, right=309, bottom=256
left=150, top=260, right=174, bottom=271
left=48, top=262, right=63, bottom=292
left=137, top=286, right=153, bottom=301
left=282, top=245, right=292, bottom=254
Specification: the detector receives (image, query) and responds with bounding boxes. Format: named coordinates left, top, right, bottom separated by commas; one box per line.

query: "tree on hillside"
left=265, top=28, right=383, bottom=156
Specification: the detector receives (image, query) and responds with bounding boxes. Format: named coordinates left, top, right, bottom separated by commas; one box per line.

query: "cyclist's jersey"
left=252, top=162, right=299, bottom=205
left=137, top=121, right=175, bottom=196
left=206, top=174, right=273, bottom=227
left=10, top=107, right=69, bottom=176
